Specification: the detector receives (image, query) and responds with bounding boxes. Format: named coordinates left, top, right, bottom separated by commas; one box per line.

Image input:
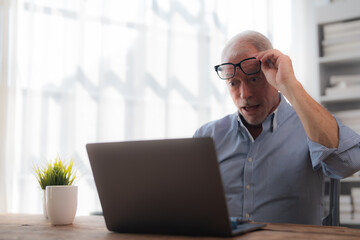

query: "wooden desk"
left=1, top=213, right=360, bottom=239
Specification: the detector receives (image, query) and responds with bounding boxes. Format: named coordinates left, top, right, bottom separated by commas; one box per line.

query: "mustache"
left=241, top=101, right=258, bottom=107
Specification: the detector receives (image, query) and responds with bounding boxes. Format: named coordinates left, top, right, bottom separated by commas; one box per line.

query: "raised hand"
left=256, top=49, right=297, bottom=94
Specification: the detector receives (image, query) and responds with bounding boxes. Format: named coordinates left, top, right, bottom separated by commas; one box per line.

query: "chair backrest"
left=322, top=178, right=340, bottom=226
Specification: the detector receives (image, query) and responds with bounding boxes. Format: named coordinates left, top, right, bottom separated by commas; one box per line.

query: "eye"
left=227, top=80, right=239, bottom=87
left=250, top=77, right=258, bottom=82
left=248, top=76, right=263, bottom=84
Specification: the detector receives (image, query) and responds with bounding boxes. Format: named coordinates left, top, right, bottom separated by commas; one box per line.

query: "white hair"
left=221, top=30, right=273, bottom=61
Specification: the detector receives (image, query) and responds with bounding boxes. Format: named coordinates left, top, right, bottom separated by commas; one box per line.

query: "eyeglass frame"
left=214, top=57, right=262, bottom=80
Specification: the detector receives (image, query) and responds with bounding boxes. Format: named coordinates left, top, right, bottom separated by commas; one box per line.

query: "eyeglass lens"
left=217, top=58, right=260, bottom=79
left=241, top=58, right=260, bottom=75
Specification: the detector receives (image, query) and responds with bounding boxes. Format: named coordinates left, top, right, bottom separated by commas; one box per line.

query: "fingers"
left=255, top=49, right=296, bottom=89
left=255, top=49, right=282, bottom=61
left=266, top=58, right=275, bottom=68
left=255, top=49, right=282, bottom=70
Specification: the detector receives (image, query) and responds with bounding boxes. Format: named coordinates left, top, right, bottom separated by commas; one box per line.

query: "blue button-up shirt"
left=193, top=94, right=360, bottom=225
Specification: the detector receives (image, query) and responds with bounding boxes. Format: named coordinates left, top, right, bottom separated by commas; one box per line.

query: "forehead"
left=221, top=43, right=259, bottom=64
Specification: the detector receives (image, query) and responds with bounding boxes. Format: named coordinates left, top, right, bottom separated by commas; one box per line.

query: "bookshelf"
left=317, top=1, right=360, bottom=111
left=316, top=0, right=360, bottom=228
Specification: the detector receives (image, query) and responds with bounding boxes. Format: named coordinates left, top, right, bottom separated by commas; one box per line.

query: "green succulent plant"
left=34, top=156, right=77, bottom=190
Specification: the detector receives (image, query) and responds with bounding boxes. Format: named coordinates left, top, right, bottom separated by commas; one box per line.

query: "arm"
left=256, top=50, right=339, bottom=148
left=309, top=118, right=360, bottom=178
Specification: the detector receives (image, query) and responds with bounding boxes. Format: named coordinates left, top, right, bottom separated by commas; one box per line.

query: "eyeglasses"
left=214, top=57, right=262, bottom=80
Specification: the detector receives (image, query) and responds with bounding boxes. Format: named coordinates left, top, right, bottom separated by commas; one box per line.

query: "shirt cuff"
left=308, top=117, right=360, bottom=171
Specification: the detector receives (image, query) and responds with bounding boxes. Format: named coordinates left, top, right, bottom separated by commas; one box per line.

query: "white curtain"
left=0, top=0, right=315, bottom=214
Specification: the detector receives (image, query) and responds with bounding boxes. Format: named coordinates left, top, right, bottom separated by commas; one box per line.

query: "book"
left=340, top=212, right=353, bottom=221
left=329, top=74, right=360, bottom=86
left=322, top=18, right=360, bottom=56
left=324, top=28, right=360, bottom=41
left=333, top=109, right=360, bottom=119
left=323, top=41, right=360, bottom=56
left=340, top=195, right=353, bottom=213
left=322, top=33, right=360, bottom=46
left=334, top=109, right=360, bottom=134
left=323, top=19, right=360, bottom=35
left=351, top=188, right=360, bottom=212
left=325, top=85, right=360, bottom=96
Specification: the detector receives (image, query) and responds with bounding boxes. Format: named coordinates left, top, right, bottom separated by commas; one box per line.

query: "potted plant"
left=34, top=156, right=77, bottom=223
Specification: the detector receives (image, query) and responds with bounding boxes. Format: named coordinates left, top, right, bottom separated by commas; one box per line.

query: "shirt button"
left=248, top=157, right=253, bottom=162
left=246, top=184, right=250, bottom=190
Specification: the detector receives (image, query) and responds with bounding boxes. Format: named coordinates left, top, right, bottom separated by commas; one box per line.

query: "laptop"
left=86, top=137, right=265, bottom=237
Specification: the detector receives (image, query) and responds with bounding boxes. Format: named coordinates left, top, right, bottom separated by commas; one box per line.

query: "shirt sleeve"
left=193, top=126, right=207, bottom=138
left=308, top=117, right=360, bottom=179
left=193, top=128, right=201, bottom=138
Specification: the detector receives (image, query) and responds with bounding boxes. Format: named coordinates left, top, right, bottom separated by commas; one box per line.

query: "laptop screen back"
left=87, top=137, right=233, bottom=236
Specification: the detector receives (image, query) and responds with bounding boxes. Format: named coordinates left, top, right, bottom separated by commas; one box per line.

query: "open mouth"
left=242, top=105, right=260, bottom=114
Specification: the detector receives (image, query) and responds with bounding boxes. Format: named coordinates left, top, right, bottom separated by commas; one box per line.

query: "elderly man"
left=193, top=30, right=360, bottom=225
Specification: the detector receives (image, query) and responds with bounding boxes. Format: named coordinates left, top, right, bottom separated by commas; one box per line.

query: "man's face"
left=222, top=46, right=279, bottom=126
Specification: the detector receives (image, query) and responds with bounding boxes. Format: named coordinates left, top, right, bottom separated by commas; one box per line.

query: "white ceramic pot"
left=42, top=189, right=48, bottom=219
left=46, top=185, right=78, bottom=225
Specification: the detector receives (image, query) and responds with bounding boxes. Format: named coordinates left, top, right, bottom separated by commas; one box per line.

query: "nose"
left=239, top=81, right=252, bottom=100
left=232, top=67, right=253, bottom=100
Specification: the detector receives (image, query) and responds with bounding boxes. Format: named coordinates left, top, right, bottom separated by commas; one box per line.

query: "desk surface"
left=1, top=213, right=360, bottom=240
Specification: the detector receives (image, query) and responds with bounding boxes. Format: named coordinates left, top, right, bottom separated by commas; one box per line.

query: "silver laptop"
left=86, top=137, right=265, bottom=237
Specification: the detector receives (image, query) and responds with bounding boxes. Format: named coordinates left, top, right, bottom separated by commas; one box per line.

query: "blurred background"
left=0, top=0, right=342, bottom=215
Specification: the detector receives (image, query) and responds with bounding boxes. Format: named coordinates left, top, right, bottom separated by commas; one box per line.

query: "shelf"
left=320, top=94, right=360, bottom=103
left=340, top=219, right=360, bottom=225
left=316, top=0, right=360, bottom=24
left=341, top=177, right=360, bottom=183
left=324, top=177, right=360, bottom=183
left=319, top=51, right=360, bottom=65
left=316, top=1, right=360, bottom=113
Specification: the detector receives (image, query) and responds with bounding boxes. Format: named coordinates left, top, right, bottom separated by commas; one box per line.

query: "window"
left=1, top=0, right=311, bottom=215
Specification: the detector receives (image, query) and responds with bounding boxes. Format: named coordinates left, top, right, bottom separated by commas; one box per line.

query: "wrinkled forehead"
left=221, top=42, right=259, bottom=63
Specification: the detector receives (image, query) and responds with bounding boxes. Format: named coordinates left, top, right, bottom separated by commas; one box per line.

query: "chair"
left=322, top=178, right=340, bottom=226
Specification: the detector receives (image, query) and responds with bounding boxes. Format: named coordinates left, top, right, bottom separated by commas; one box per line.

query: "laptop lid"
left=86, top=137, right=262, bottom=237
